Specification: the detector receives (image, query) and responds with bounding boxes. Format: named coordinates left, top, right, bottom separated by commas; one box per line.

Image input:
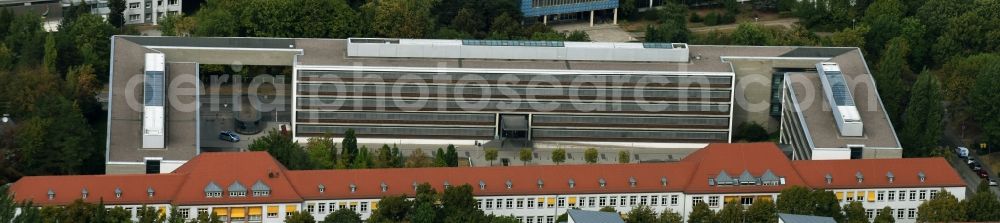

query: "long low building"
left=11, top=143, right=963, bottom=223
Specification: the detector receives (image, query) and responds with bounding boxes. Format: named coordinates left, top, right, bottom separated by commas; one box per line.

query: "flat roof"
left=785, top=53, right=900, bottom=149
left=107, top=36, right=900, bottom=166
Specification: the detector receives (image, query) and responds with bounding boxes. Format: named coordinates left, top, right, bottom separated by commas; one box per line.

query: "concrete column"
left=613, top=8, right=618, bottom=24
left=152, top=0, right=158, bottom=25
left=543, top=15, right=548, bottom=25
left=589, top=10, right=594, bottom=27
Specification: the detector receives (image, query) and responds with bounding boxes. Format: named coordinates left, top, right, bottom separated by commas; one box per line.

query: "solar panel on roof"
left=642, top=42, right=675, bottom=49
left=144, top=71, right=165, bottom=106
left=461, top=39, right=565, bottom=47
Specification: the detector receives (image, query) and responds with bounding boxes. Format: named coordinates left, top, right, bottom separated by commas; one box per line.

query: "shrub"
left=720, top=13, right=737, bottom=24
left=704, top=11, right=720, bottom=26
left=689, top=12, right=703, bottom=23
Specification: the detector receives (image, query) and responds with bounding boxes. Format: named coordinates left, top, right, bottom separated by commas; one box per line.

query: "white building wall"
left=828, top=187, right=964, bottom=223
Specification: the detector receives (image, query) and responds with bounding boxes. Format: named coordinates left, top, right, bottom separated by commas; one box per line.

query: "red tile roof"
left=9, top=143, right=965, bottom=206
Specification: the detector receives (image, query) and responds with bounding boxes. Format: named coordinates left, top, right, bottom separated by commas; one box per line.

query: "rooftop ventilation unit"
left=346, top=38, right=690, bottom=62
left=816, top=62, right=863, bottom=137
left=142, top=53, right=166, bottom=148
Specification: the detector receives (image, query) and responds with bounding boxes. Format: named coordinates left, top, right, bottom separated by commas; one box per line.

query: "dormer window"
left=886, top=171, right=895, bottom=184
left=568, top=179, right=575, bottom=189
left=629, top=177, right=637, bottom=187
left=349, top=183, right=357, bottom=193
left=599, top=178, right=606, bottom=188
left=81, top=188, right=88, bottom=199
left=252, top=180, right=271, bottom=197
left=228, top=181, right=247, bottom=197
left=47, top=189, right=55, bottom=200
left=114, top=187, right=122, bottom=198
left=505, top=180, right=512, bottom=189
left=918, top=171, right=926, bottom=183
left=855, top=171, right=864, bottom=183
left=443, top=181, right=451, bottom=189
left=661, top=177, right=668, bottom=187
left=318, top=184, right=326, bottom=193
left=537, top=179, right=544, bottom=189
left=380, top=182, right=388, bottom=192
left=412, top=182, right=418, bottom=191
left=479, top=180, right=486, bottom=190
left=147, top=187, right=155, bottom=197
left=825, top=173, right=833, bottom=185
left=205, top=181, right=223, bottom=198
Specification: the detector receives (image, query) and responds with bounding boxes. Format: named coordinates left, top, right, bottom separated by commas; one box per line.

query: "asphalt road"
left=946, top=151, right=1000, bottom=198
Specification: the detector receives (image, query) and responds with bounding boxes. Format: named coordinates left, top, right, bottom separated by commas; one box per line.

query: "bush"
left=720, top=13, right=737, bottom=24
left=642, top=9, right=661, bottom=21
left=734, top=122, right=770, bottom=142
left=704, top=11, right=720, bottom=26
left=778, top=11, right=795, bottom=18
left=689, top=12, right=703, bottom=23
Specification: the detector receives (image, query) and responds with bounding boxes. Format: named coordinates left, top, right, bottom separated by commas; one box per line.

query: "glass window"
left=930, top=190, right=938, bottom=199
left=877, top=191, right=885, bottom=201
left=888, top=191, right=895, bottom=201
left=360, top=202, right=368, bottom=212
left=507, top=199, right=513, bottom=209
left=671, top=195, right=679, bottom=205
left=517, top=198, right=524, bottom=208
left=598, top=196, right=606, bottom=207
left=486, top=199, right=493, bottom=209
left=558, top=197, right=565, bottom=207
left=908, top=209, right=916, bottom=219
left=629, top=196, right=637, bottom=206
left=306, top=204, right=315, bottom=213
left=179, top=208, right=189, bottom=219
left=909, top=191, right=916, bottom=201
left=640, top=196, right=648, bottom=205
left=740, top=197, right=754, bottom=205
left=708, top=196, right=719, bottom=207
left=610, top=196, right=617, bottom=206
left=919, top=190, right=926, bottom=200
left=856, top=191, right=864, bottom=201
left=619, top=196, right=627, bottom=207
left=866, top=209, right=874, bottom=219
left=693, top=196, right=704, bottom=205
left=528, top=198, right=535, bottom=208
left=897, top=209, right=904, bottom=219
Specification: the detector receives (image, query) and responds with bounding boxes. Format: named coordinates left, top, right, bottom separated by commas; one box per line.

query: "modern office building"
left=11, top=143, right=965, bottom=223
left=521, top=0, right=619, bottom=26
left=106, top=36, right=901, bottom=174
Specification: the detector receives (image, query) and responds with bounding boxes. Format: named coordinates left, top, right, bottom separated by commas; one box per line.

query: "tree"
left=645, top=20, right=690, bottom=43
left=551, top=149, right=566, bottom=165
left=874, top=206, right=895, bottom=223
left=963, top=183, right=1000, bottom=221
left=159, top=14, right=196, bottom=36
left=434, top=148, right=448, bottom=167
left=484, top=148, right=498, bottom=166
left=734, top=122, right=769, bottom=142
left=441, top=184, right=485, bottom=222
left=745, top=199, right=777, bottom=223
left=620, top=0, right=637, bottom=19
left=659, top=209, right=683, bottom=223
left=446, top=145, right=459, bottom=167
left=939, top=54, right=1000, bottom=124
left=451, top=8, right=483, bottom=36
left=776, top=186, right=811, bottom=213
left=717, top=202, right=744, bottom=222
left=369, top=195, right=411, bottom=222
left=488, top=12, right=521, bottom=40
left=43, top=33, right=56, bottom=74
left=917, top=189, right=965, bottom=222
left=406, top=149, right=433, bottom=168
left=566, top=30, right=590, bottom=41
left=971, top=63, right=1000, bottom=145
left=410, top=202, right=437, bottom=223
left=724, top=0, right=740, bottom=13
left=248, top=129, right=312, bottom=170
left=342, top=129, right=358, bottom=165
left=584, top=148, right=598, bottom=164
left=861, top=0, right=906, bottom=59
left=306, top=136, right=337, bottom=169
left=190, top=212, right=223, bottom=223
left=826, top=25, right=869, bottom=49
left=874, top=37, right=912, bottom=125
left=900, top=70, right=943, bottom=156
left=107, top=0, right=126, bottom=28
left=625, top=205, right=657, bottom=223
left=842, top=202, right=867, bottom=223
left=731, top=23, right=771, bottom=46
left=351, top=146, right=372, bottom=169
left=812, top=190, right=844, bottom=222
left=323, top=209, right=361, bottom=223
left=519, top=148, right=532, bottom=165
left=375, top=144, right=394, bottom=168
left=687, top=202, right=715, bottom=223
left=367, top=0, right=436, bottom=38
left=285, top=211, right=316, bottom=223
left=618, top=151, right=630, bottom=164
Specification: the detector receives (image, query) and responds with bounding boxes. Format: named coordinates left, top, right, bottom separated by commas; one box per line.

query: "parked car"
left=967, top=157, right=977, bottom=165
left=977, top=169, right=989, bottom=178
left=956, top=147, right=970, bottom=158
left=972, top=163, right=983, bottom=171
left=219, top=131, right=240, bottom=142
left=989, top=179, right=999, bottom=187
